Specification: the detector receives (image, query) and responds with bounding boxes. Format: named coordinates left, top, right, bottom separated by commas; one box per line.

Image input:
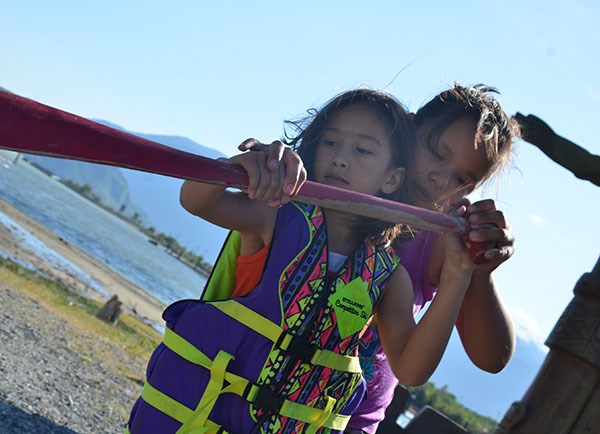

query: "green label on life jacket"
left=329, top=277, right=372, bottom=339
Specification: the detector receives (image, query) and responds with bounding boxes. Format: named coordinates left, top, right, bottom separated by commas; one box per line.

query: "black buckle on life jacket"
left=276, top=332, right=316, bottom=363
left=248, top=385, right=284, bottom=414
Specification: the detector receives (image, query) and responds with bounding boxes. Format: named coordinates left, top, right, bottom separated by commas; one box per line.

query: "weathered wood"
left=496, top=254, right=600, bottom=434
left=96, top=294, right=123, bottom=325
left=570, top=380, right=600, bottom=433
left=546, top=266, right=600, bottom=368
left=496, top=350, right=599, bottom=433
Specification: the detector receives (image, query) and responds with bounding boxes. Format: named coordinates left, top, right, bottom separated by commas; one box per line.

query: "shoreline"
left=0, top=196, right=166, bottom=327
left=20, top=151, right=211, bottom=280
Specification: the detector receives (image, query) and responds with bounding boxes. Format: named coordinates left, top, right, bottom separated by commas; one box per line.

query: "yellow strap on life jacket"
left=124, top=425, right=226, bottom=434
left=163, top=327, right=250, bottom=395
left=124, top=423, right=225, bottom=434
left=144, top=326, right=351, bottom=432
left=178, top=350, right=234, bottom=433
left=140, top=381, right=228, bottom=433
left=211, top=299, right=362, bottom=374
left=244, top=385, right=349, bottom=432
left=307, top=396, right=336, bottom=434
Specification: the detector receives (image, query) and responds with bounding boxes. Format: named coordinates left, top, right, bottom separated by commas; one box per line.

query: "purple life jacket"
left=126, top=202, right=398, bottom=433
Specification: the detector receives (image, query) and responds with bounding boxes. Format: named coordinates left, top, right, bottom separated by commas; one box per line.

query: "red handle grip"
left=462, top=236, right=494, bottom=265
left=461, top=210, right=495, bottom=264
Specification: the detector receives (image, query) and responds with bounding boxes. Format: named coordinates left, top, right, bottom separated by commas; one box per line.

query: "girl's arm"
left=180, top=151, right=284, bottom=244
left=455, top=270, right=514, bottom=372
left=428, top=199, right=515, bottom=373
left=378, top=231, right=475, bottom=387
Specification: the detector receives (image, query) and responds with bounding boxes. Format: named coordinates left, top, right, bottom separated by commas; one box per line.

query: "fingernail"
left=470, top=230, right=481, bottom=240
left=284, top=184, right=293, bottom=195
left=268, top=159, right=279, bottom=170
left=470, top=214, right=479, bottom=222
left=485, top=250, right=497, bottom=259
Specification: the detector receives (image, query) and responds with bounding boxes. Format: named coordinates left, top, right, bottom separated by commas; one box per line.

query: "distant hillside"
left=24, top=119, right=229, bottom=263
left=94, top=119, right=225, bottom=160
left=94, top=120, right=230, bottom=263
left=24, top=155, right=151, bottom=227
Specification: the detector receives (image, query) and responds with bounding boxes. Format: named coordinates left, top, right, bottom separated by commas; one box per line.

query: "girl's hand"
left=441, top=202, right=478, bottom=276
left=228, top=139, right=306, bottom=207
left=465, top=199, right=515, bottom=273
left=238, top=138, right=307, bottom=205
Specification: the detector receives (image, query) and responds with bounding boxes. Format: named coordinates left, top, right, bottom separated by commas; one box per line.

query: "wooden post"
left=496, top=254, right=600, bottom=433
left=96, top=294, right=123, bottom=325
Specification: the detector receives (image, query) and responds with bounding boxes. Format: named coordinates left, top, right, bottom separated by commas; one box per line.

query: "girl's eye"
left=431, top=148, right=443, bottom=161
left=428, top=145, right=443, bottom=161
left=323, top=140, right=337, bottom=147
left=356, top=147, right=373, bottom=155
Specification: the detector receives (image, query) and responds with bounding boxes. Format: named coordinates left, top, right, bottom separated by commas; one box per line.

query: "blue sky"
left=2, top=0, right=599, bottom=361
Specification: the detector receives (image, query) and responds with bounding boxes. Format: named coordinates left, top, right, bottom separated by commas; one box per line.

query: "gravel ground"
left=0, top=285, right=147, bottom=434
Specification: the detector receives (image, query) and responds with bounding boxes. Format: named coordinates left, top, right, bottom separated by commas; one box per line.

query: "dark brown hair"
left=283, top=88, right=416, bottom=245
left=414, top=82, right=520, bottom=189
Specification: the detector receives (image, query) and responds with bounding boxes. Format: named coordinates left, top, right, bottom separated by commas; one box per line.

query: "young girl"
left=349, top=83, right=519, bottom=433
left=216, top=83, right=519, bottom=433
left=126, top=89, right=480, bottom=434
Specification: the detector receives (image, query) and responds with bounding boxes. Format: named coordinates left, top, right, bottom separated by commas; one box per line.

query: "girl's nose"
left=431, top=171, right=452, bottom=190
left=332, top=150, right=349, bottom=168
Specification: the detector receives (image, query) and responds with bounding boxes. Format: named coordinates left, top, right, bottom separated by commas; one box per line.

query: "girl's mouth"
left=411, top=182, right=435, bottom=206
left=324, top=174, right=349, bottom=186
left=413, top=182, right=430, bottom=200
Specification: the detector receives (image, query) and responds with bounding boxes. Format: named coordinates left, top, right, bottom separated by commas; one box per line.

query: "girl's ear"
left=381, top=167, right=406, bottom=194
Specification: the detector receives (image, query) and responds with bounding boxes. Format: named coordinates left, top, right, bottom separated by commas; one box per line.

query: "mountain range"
left=22, top=118, right=549, bottom=421
left=24, top=120, right=229, bottom=263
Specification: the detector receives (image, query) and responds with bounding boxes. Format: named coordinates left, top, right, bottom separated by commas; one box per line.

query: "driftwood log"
left=96, top=294, right=123, bottom=325
left=496, top=254, right=600, bottom=433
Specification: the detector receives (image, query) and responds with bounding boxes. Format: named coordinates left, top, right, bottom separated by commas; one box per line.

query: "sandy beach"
left=0, top=195, right=172, bottom=433
left=0, top=194, right=167, bottom=432
left=0, top=196, right=166, bottom=327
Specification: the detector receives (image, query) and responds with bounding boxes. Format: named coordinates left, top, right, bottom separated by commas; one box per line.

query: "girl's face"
left=313, top=103, right=405, bottom=197
left=408, top=116, right=490, bottom=210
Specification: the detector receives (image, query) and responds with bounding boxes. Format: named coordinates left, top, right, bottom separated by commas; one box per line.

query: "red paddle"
left=0, top=90, right=489, bottom=261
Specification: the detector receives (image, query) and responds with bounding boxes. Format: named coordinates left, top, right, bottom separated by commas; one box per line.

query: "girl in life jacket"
left=126, top=88, right=480, bottom=434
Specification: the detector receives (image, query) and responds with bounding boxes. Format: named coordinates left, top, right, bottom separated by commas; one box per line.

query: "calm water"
left=0, top=153, right=207, bottom=306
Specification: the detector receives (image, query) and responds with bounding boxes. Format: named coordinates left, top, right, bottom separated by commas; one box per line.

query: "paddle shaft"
left=0, top=90, right=468, bottom=234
